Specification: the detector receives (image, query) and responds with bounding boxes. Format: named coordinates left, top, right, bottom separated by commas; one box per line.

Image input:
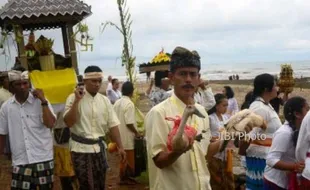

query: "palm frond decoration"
left=101, top=0, right=139, bottom=104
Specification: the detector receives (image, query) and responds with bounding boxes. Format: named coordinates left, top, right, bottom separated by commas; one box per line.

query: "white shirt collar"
left=11, top=92, right=35, bottom=104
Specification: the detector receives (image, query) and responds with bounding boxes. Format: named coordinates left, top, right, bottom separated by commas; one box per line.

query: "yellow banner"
left=30, top=68, right=77, bottom=104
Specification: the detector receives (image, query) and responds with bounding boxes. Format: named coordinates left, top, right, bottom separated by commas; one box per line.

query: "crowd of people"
left=144, top=47, right=310, bottom=190
left=0, top=65, right=140, bottom=190
left=0, top=46, right=310, bottom=190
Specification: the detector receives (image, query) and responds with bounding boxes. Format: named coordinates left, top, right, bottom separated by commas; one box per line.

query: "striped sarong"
left=246, top=156, right=266, bottom=190
left=11, top=160, right=54, bottom=190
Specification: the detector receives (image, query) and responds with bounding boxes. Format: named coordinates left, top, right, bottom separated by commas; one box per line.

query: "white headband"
left=8, top=70, right=29, bottom=82
left=84, top=72, right=103, bottom=80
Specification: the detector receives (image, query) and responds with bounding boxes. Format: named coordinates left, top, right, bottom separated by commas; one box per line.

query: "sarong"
left=263, top=177, right=286, bottom=190
left=54, top=146, right=75, bottom=177
left=208, top=156, right=234, bottom=190
left=288, top=172, right=300, bottom=190
left=119, top=150, right=135, bottom=181
left=134, top=137, right=147, bottom=177
left=300, top=176, right=310, bottom=190
left=71, top=152, right=106, bottom=190
left=246, top=156, right=266, bottom=190
left=11, top=160, right=54, bottom=190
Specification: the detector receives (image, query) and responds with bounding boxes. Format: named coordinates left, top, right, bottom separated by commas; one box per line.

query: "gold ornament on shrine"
left=277, top=64, right=295, bottom=93
left=72, top=23, right=93, bottom=52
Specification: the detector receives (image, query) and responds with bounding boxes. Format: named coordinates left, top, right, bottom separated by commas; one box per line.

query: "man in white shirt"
left=0, top=69, right=56, bottom=190
left=107, top=78, right=122, bottom=104
left=106, top=75, right=112, bottom=95
left=64, top=66, right=126, bottom=190
left=114, top=81, right=141, bottom=185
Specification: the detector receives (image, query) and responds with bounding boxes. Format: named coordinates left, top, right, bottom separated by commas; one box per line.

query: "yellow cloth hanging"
left=54, top=146, right=75, bottom=177
left=30, top=68, right=77, bottom=104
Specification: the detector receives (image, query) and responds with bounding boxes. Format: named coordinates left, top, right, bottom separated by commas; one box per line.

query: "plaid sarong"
left=11, top=160, right=54, bottom=190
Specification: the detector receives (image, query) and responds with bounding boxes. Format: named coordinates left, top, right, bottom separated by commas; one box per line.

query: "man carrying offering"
left=145, top=47, right=265, bottom=190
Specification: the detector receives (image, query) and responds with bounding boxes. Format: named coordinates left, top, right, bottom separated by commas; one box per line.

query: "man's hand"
left=294, top=161, right=305, bottom=173
left=118, top=148, right=127, bottom=163
left=74, top=86, right=85, bottom=101
left=183, top=142, right=193, bottom=152
left=172, top=140, right=194, bottom=155
left=135, top=132, right=143, bottom=138
left=198, top=79, right=207, bottom=90
left=32, top=89, right=46, bottom=102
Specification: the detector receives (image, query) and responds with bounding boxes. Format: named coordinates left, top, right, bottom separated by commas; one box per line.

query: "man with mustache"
left=145, top=47, right=228, bottom=190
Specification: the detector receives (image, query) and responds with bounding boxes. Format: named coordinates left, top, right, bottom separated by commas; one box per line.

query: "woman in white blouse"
left=296, top=101, right=310, bottom=189
left=207, top=93, right=235, bottom=189
left=223, top=86, right=239, bottom=118
left=240, top=73, right=282, bottom=190
left=264, top=97, right=308, bottom=190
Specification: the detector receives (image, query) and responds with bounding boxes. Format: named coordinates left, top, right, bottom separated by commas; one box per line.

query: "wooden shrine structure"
left=0, top=0, right=92, bottom=74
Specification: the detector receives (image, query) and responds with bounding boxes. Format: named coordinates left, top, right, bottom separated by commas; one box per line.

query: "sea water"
left=88, top=60, right=310, bottom=81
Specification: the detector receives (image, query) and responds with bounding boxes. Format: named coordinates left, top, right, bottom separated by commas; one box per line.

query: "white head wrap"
left=83, top=72, right=103, bottom=80
left=8, top=70, right=29, bottom=82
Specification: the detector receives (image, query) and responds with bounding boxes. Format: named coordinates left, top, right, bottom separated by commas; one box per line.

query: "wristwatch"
left=41, top=101, right=48, bottom=106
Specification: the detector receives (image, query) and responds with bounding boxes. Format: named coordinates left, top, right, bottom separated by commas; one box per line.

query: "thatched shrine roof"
left=0, top=0, right=92, bottom=31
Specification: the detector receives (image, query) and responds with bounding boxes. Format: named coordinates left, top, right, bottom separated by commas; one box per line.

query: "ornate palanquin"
left=139, top=49, right=171, bottom=74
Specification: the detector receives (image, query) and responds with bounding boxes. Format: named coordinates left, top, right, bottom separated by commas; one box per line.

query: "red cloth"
left=166, top=116, right=197, bottom=151
left=300, top=176, right=310, bottom=190
left=288, top=172, right=299, bottom=190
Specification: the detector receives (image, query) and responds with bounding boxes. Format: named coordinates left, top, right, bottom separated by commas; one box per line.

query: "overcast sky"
left=1, top=0, right=310, bottom=73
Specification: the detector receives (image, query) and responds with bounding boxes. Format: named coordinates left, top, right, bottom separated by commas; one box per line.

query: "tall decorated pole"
left=101, top=0, right=139, bottom=104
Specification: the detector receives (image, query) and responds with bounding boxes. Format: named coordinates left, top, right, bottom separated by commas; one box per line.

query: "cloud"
left=1, top=0, right=310, bottom=72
